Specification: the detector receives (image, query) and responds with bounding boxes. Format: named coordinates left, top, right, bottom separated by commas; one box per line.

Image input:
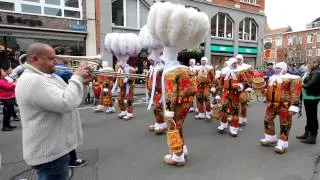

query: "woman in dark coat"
left=296, top=59, right=320, bottom=144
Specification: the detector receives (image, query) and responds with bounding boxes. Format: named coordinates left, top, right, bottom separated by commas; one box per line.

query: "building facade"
left=98, top=0, right=266, bottom=69
left=0, top=0, right=88, bottom=67
left=264, top=18, right=320, bottom=65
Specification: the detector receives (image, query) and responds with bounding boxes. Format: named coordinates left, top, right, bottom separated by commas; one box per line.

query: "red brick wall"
left=210, top=0, right=265, bottom=13
left=95, top=0, right=101, bottom=54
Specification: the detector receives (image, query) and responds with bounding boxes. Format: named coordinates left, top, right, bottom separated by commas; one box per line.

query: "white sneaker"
left=123, top=113, right=133, bottom=120
left=106, top=107, right=116, bottom=114
left=118, top=111, right=127, bottom=119
left=260, top=134, right=277, bottom=146
left=195, top=113, right=205, bottom=119
left=206, top=111, right=211, bottom=119
left=154, top=122, right=167, bottom=134
left=163, top=153, right=186, bottom=166
left=274, top=139, right=288, bottom=154
left=189, top=107, right=195, bottom=113
left=229, top=126, right=239, bottom=137
left=217, top=122, right=228, bottom=133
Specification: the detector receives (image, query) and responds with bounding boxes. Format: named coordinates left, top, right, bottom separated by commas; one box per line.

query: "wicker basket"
left=166, top=119, right=183, bottom=154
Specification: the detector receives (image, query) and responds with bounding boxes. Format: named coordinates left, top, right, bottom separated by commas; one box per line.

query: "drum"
left=239, top=92, right=249, bottom=103
left=252, top=77, right=265, bottom=89
left=223, top=79, right=239, bottom=90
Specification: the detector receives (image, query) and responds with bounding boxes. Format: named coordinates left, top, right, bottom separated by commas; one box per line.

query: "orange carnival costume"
left=235, top=54, right=253, bottom=126
left=195, top=57, right=214, bottom=120
left=217, top=58, right=248, bottom=137
left=138, top=25, right=167, bottom=134
left=104, top=33, right=141, bottom=120
left=188, top=59, right=198, bottom=113
left=147, top=2, right=210, bottom=166
left=94, top=61, right=116, bottom=113
left=260, top=62, right=302, bottom=154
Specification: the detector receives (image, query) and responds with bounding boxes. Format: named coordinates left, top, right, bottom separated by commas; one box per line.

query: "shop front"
left=0, top=26, right=86, bottom=68
left=210, top=44, right=234, bottom=68
left=238, top=46, right=258, bottom=67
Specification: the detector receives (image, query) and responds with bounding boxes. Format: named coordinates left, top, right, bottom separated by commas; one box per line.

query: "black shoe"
left=8, top=125, right=17, bottom=129
left=13, top=117, right=20, bottom=121
left=296, top=131, right=308, bottom=140
left=300, top=133, right=317, bottom=144
left=2, top=127, right=14, bottom=131
left=69, top=159, right=88, bottom=168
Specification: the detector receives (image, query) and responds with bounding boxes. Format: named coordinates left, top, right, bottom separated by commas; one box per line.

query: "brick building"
left=0, top=0, right=92, bottom=67
left=264, top=17, right=320, bottom=65
left=98, top=0, right=266, bottom=69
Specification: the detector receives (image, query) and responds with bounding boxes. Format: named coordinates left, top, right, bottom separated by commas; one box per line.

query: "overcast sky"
left=264, top=0, right=320, bottom=31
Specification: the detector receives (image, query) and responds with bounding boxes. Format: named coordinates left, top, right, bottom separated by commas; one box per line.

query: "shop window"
left=65, top=0, right=79, bottom=8
left=307, top=35, right=312, bottom=44
left=44, top=7, right=61, bottom=16
left=317, top=48, right=320, bottom=56
left=0, top=1, right=14, bottom=11
left=64, top=10, right=80, bottom=18
left=45, top=0, right=60, bottom=5
left=275, top=36, right=282, bottom=46
left=211, top=13, right=233, bottom=39
left=112, top=0, right=124, bottom=26
left=239, top=18, right=258, bottom=41
left=306, top=49, right=312, bottom=56
left=21, top=4, right=41, bottom=14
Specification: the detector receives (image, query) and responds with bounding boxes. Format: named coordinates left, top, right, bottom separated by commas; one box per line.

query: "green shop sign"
left=211, top=45, right=234, bottom=53
left=238, top=47, right=258, bottom=54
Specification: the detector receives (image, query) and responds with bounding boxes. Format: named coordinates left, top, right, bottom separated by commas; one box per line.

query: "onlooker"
left=264, top=62, right=275, bottom=81
left=0, top=66, right=17, bottom=131
left=54, top=56, right=88, bottom=168
left=296, top=59, right=320, bottom=144
left=288, top=64, right=301, bottom=76
left=15, top=43, right=93, bottom=180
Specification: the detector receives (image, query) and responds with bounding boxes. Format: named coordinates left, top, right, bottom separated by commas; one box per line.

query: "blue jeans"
left=33, top=153, right=70, bottom=180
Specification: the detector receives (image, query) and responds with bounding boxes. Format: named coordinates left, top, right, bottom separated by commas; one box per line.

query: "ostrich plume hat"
left=147, top=2, right=210, bottom=49
left=275, top=61, right=288, bottom=75
left=104, top=33, right=141, bottom=56
left=138, top=25, right=163, bottom=49
left=201, top=56, right=208, bottom=63
left=235, top=54, right=244, bottom=62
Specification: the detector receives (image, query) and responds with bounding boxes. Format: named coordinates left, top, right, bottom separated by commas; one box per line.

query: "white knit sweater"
left=16, top=64, right=84, bottom=166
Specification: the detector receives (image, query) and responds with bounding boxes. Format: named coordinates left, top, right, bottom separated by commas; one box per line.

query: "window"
left=64, top=9, right=80, bottom=18
left=45, top=0, right=60, bottom=5
left=318, top=35, right=320, bottom=42
left=307, top=49, right=312, bottom=56
left=317, top=48, right=320, bottom=56
left=0, top=0, right=82, bottom=19
left=292, top=36, right=297, bottom=45
left=265, top=37, right=272, bottom=43
left=239, top=18, right=258, bottom=41
left=240, top=0, right=257, bottom=5
left=211, top=13, right=233, bottom=39
left=288, top=36, right=292, bottom=45
left=21, top=4, right=41, bottom=14
left=65, top=0, right=79, bottom=8
left=0, top=1, right=14, bottom=11
left=276, top=36, right=282, bottom=46
left=44, top=7, right=61, bottom=16
left=112, top=0, right=124, bottom=26
left=307, top=35, right=312, bottom=44
left=298, top=36, right=303, bottom=44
